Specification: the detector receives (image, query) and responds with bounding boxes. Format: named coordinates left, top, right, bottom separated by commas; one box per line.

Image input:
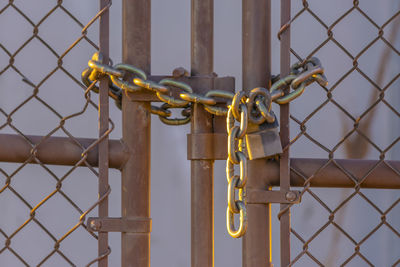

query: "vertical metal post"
left=242, top=1, right=272, bottom=266
left=280, top=0, right=291, bottom=265
left=98, top=0, right=110, bottom=266
left=121, top=0, right=151, bottom=266
left=190, top=1, right=214, bottom=267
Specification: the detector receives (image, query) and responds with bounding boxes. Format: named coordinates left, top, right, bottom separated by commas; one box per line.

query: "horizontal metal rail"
left=0, top=134, right=128, bottom=169
left=0, top=133, right=398, bottom=189
left=270, top=158, right=400, bottom=189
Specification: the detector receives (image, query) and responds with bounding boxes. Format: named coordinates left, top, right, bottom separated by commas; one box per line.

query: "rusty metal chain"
left=82, top=53, right=327, bottom=126
left=226, top=94, right=248, bottom=238
left=82, top=52, right=327, bottom=238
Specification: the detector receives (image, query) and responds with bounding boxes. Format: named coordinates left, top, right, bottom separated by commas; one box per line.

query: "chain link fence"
left=1, top=0, right=399, bottom=266
left=0, top=1, right=114, bottom=265
left=285, top=1, right=400, bottom=266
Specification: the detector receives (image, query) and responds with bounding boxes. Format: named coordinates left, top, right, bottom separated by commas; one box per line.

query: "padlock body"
left=245, top=116, right=282, bottom=160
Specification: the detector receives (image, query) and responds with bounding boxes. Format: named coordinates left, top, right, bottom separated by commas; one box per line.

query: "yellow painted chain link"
left=82, top=52, right=327, bottom=125
left=226, top=100, right=248, bottom=238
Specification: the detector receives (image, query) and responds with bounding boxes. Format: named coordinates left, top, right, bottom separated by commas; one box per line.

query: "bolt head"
left=90, top=220, right=101, bottom=231
left=285, top=191, right=297, bottom=202
left=172, top=67, right=189, bottom=78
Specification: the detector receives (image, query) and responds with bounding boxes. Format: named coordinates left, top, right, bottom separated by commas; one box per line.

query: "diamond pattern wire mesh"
left=1, top=0, right=400, bottom=266
left=282, top=1, right=400, bottom=266
left=0, top=1, right=112, bottom=266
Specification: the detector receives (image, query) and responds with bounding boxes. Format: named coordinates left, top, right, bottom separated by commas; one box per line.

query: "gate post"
left=242, top=0, right=273, bottom=266
left=121, top=0, right=151, bottom=266
left=98, top=1, right=110, bottom=266
left=190, top=1, right=214, bottom=266
left=280, top=0, right=291, bottom=265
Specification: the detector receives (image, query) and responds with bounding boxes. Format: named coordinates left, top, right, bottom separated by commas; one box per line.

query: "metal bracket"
left=87, top=217, right=152, bottom=233
left=247, top=189, right=301, bottom=204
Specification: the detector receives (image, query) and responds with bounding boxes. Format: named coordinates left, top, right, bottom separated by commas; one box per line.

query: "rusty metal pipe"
left=98, top=0, right=110, bottom=265
left=0, top=134, right=398, bottom=189
left=0, top=134, right=127, bottom=169
left=283, top=158, right=400, bottom=189
left=242, top=0, right=272, bottom=266
left=121, top=0, right=151, bottom=266
left=240, top=158, right=400, bottom=189
left=280, top=0, right=291, bottom=265
left=191, top=0, right=214, bottom=266
left=191, top=0, right=213, bottom=75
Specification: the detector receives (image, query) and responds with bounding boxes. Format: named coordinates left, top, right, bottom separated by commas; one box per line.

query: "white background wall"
left=0, top=0, right=399, bottom=266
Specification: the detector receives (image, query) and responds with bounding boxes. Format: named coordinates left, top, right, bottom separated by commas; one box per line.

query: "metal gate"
left=0, top=0, right=399, bottom=266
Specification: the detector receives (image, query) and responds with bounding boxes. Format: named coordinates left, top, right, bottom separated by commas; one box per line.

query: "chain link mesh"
left=0, top=1, right=113, bottom=265
left=280, top=1, right=400, bottom=265
left=1, top=0, right=400, bottom=266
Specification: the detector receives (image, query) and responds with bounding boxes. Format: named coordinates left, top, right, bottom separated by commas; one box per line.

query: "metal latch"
left=246, top=189, right=301, bottom=204
left=87, top=217, right=152, bottom=233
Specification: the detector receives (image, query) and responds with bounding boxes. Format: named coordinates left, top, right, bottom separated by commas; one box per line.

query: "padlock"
left=244, top=87, right=282, bottom=160
left=245, top=112, right=282, bottom=160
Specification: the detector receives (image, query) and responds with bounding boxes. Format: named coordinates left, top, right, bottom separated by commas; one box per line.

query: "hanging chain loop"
left=226, top=99, right=248, bottom=238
